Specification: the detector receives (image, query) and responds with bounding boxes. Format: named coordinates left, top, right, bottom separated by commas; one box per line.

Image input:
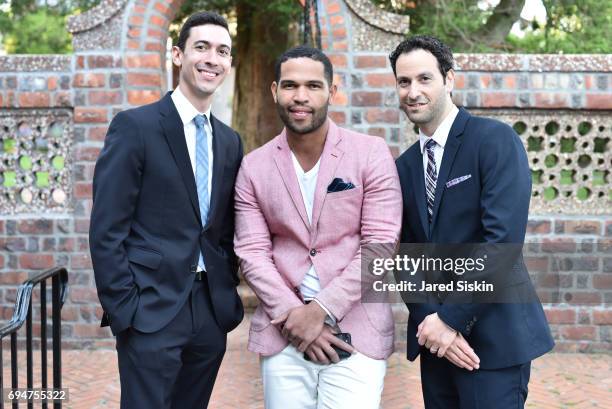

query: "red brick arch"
left=73, top=0, right=346, bottom=109
left=122, top=0, right=187, bottom=106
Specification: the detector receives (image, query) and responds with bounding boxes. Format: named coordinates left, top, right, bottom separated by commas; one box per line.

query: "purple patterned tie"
left=425, top=139, right=437, bottom=224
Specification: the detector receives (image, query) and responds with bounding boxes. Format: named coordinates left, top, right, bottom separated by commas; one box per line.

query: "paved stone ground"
left=3, top=316, right=611, bottom=408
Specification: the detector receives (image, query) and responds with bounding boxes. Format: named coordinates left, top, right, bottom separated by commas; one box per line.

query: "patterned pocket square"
left=327, top=177, right=355, bottom=193
left=446, top=174, right=472, bottom=188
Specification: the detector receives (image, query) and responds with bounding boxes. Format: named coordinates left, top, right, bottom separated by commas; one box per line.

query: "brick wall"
left=523, top=218, right=612, bottom=351
left=0, top=0, right=610, bottom=351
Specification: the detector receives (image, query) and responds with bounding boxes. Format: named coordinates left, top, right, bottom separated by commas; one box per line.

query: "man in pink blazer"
left=234, top=46, right=402, bottom=409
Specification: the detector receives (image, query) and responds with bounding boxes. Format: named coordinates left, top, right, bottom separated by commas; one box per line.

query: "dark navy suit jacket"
left=90, top=92, right=244, bottom=336
left=396, top=108, right=554, bottom=370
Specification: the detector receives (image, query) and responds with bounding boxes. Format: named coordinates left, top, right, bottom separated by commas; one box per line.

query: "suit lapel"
left=204, top=115, right=227, bottom=230
left=410, top=148, right=430, bottom=239
left=159, top=92, right=201, bottom=223
left=430, top=108, right=470, bottom=230
left=311, top=121, right=343, bottom=229
left=272, top=131, right=311, bottom=231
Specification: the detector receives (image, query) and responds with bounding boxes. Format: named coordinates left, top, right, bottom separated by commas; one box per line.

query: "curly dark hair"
left=389, top=35, right=454, bottom=80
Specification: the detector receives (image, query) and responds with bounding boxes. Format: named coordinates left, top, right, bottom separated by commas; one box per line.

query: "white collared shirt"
left=171, top=86, right=214, bottom=272
left=171, top=86, right=214, bottom=204
left=418, top=105, right=459, bottom=185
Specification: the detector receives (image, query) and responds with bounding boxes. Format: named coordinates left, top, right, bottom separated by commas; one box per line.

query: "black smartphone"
left=303, top=332, right=352, bottom=362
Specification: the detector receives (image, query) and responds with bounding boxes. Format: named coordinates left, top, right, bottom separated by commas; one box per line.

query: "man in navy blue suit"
left=89, top=11, right=243, bottom=409
left=392, top=35, right=554, bottom=408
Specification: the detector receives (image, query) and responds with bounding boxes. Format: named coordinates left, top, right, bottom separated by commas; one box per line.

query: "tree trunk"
left=476, top=0, right=525, bottom=46
left=233, top=1, right=295, bottom=152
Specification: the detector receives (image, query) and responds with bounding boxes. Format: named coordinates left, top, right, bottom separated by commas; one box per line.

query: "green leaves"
left=4, top=10, right=72, bottom=54
left=372, top=0, right=610, bottom=53
left=0, top=0, right=101, bottom=54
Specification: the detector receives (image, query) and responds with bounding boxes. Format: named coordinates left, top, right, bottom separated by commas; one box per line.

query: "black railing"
left=0, top=267, right=68, bottom=409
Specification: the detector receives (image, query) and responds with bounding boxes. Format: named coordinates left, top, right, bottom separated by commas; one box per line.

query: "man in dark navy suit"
left=392, top=35, right=554, bottom=408
left=89, top=11, right=243, bottom=409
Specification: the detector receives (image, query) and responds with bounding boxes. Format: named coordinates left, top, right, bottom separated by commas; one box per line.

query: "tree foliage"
left=508, top=0, right=611, bottom=53
left=372, top=0, right=611, bottom=53
left=0, top=0, right=100, bottom=54
left=4, top=9, right=72, bottom=53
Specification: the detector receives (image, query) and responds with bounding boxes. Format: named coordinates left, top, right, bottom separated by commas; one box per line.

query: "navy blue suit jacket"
left=396, top=108, right=554, bottom=369
left=90, top=92, right=244, bottom=336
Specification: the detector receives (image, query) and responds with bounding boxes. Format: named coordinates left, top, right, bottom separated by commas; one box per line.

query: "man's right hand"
left=303, top=326, right=354, bottom=365
left=271, top=302, right=327, bottom=352
left=443, top=333, right=480, bottom=371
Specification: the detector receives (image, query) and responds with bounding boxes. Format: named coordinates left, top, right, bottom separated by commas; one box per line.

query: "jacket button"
left=310, top=249, right=317, bottom=257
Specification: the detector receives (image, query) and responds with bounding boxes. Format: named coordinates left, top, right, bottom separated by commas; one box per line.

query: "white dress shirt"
left=418, top=105, right=459, bottom=185
left=171, top=86, right=214, bottom=203
left=171, top=86, right=214, bottom=271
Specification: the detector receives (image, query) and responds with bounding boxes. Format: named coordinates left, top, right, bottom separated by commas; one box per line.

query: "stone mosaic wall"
left=0, top=0, right=609, bottom=351
left=0, top=110, right=72, bottom=214
left=393, top=110, right=610, bottom=214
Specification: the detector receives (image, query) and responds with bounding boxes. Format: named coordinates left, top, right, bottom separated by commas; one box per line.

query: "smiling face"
left=395, top=49, right=454, bottom=136
left=271, top=57, right=336, bottom=135
left=172, top=24, right=232, bottom=110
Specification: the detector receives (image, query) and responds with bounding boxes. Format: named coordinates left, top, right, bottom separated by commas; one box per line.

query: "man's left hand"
left=304, top=326, right=355, bottom=365
left=417, top=313, right=457, bottom=357
left=271, top=302, right=328, bottom=352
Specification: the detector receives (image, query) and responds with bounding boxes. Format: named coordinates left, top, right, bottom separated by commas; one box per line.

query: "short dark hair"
left=177, top=11, right=229, bottom=51
left=389, top=35, right=454, bottom=79
left=274, top=46, right=333, bottom=86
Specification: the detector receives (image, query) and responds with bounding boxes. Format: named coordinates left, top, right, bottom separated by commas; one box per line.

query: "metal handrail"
left=0, top=266, right=69, bottom=409
left=0, top=268, right=68, bottom=337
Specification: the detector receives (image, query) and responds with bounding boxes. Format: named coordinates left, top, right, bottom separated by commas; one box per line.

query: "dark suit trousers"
left=420, top=350, right=531, bottom=409
left=115, top=277, right=226, bottom=409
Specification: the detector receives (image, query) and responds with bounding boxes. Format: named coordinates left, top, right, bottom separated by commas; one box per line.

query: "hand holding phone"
left=303, top=330, right=353, bottom=364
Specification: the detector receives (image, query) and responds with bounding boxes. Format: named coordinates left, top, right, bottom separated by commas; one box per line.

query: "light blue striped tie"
left=194, top=115, right=209, bottom=270
left=194, top=114, right=210, bottom=224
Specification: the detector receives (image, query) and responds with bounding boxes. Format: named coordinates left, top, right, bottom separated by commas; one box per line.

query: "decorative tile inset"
left=0, top=109, right=73, bottom=214
left=401, top=110, right=610, bottom=214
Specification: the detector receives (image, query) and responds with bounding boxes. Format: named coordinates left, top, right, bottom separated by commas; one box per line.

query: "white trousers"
left=261, top=345, right=386, bottom=409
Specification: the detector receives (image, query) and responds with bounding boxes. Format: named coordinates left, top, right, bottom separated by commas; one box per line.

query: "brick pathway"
left=4, top=317, right=611, bottom=408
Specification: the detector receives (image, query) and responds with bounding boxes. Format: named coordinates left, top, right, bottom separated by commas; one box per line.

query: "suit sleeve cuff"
left=437, top=307, right=473, bottom=336
left=313, top=298, right=337, bottom=326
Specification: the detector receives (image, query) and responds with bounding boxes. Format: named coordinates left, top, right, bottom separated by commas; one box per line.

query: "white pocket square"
left=446, top=174, right=472, bottom=188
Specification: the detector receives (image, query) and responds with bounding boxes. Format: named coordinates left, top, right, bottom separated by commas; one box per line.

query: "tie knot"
left=425, top=138, right=436, bottom=151
left=194, top=114, right=207, bottom=129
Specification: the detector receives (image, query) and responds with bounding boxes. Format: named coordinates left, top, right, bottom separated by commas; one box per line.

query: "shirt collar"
left=419, top=105, right=459, bottom=154
left=171, top=86, right=212, bottom=127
